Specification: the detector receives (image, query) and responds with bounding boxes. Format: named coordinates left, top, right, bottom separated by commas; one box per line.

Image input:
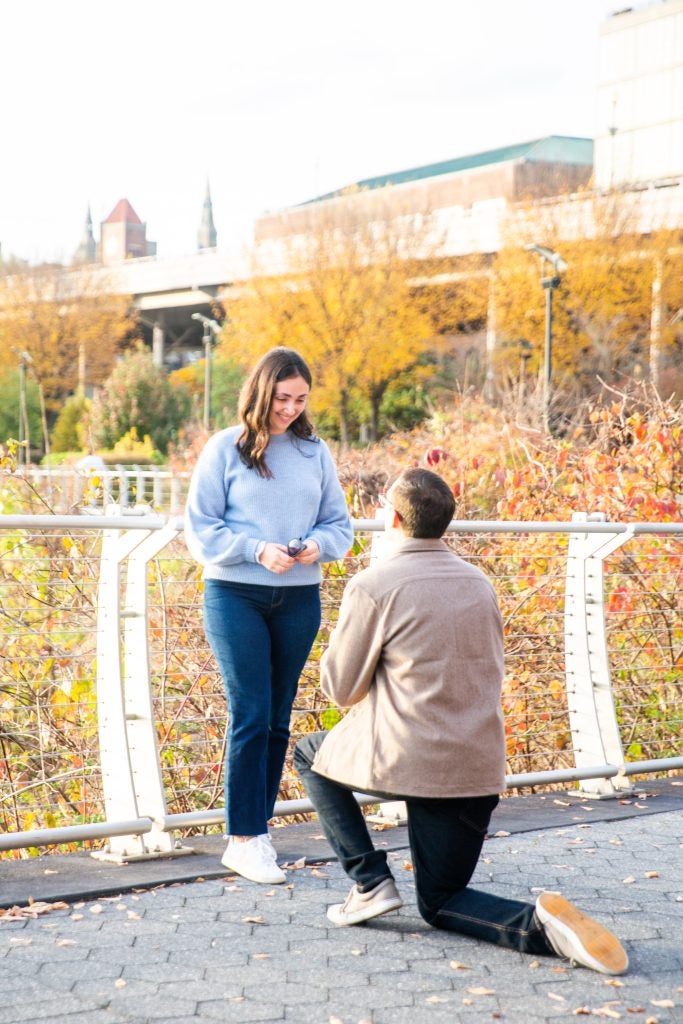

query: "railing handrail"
left=1, top=512, right=682, bottom=534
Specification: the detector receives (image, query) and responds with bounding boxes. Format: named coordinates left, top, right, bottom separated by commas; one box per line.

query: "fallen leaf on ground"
left=252, top=953, right=271, bottom=959
left=644, top=871, right=659, bottom=878
left=114, top=979, right=126, bottom=988
left=650, top=1000, right=674, bottom=1008
left=467, top=986, right=495, bottom=995
left=0, top=900, right=69, bottom=921
left=491, top=830, right=510, bottom=837
left=604, top=979, right=624, bottom=987
left=242, top=915, right=265, bottom=924
left=449, top=960, right=470, bottom=970
left=56, top=939, right=77, bottom=947
left=548, top=992, right=567, bottom=1002
left=90, top=905, right=104, bottom=914
left=402, top=860, right=413, bottom=871
left=622, top=876, right=636, bottom=884
left=311, top=869, right=330, bottom=878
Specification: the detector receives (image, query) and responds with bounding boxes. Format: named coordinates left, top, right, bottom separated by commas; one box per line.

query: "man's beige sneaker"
left=221, top=834, right=286, bottom=884
left=327, top=877, right=403, bottom=926
left=535, top=892, right=629, bottom=975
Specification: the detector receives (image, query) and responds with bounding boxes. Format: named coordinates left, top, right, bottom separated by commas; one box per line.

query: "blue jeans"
left=204, top=580, right=321, bottom=836
left=294, top=733, right=554, bottom=956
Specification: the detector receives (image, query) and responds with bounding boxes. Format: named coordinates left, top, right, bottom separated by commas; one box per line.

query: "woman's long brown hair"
left=236, top=347, right=316, bottom=477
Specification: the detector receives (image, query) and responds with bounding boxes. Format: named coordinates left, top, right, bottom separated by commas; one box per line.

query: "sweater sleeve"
left=306, top=441, right=354, bottom=563
left=183, top=435, right=261, bottom=567
left=319, top=577, right=383, bottom=707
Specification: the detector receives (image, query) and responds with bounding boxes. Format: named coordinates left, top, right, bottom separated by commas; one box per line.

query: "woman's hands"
left=258, top=540, right=320, bottom=574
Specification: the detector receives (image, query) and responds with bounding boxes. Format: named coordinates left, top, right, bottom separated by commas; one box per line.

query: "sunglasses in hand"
left=286, top=538, right=307, bottom=557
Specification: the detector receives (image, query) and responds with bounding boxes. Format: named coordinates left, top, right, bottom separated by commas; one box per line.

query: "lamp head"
left=524, top=243, right=568, bottom=273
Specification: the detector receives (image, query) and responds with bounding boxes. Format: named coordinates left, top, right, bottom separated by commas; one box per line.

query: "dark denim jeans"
left=294, top=732, right=554, bottom=956
left=204, top=580, right=321, bottom=836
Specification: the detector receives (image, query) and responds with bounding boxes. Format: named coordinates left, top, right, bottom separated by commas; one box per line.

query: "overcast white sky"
left=1, top=0, right=628, bottom=264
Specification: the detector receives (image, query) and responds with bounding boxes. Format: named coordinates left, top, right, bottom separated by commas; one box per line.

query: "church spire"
left=73, top=204, right=97, bottom=264
left=198, top=179, right=217, bottom=250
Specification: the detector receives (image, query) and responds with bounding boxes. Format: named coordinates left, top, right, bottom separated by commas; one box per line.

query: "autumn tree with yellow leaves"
left=0, top=263, right=136, bottom=444
left=222, top=188, right=447, bottom=444
left=490, top=191, right=683, bottom=407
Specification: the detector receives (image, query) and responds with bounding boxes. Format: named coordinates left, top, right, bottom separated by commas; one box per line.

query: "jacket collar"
left=385, top=536, right=451, bottom=556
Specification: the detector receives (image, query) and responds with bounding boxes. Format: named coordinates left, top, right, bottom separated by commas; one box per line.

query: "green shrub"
left=89, top=346, right=192, bottom=455
left=50, top=395, right=90, bottom=453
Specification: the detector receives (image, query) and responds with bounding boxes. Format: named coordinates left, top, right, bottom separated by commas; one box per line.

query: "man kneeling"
left=294, top=468, right=628, bottom=976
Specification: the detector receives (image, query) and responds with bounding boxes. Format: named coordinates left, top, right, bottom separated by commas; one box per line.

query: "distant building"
left=73, top=205, right=97, bottom=264
left=255, top=135, right=594, bottom=256
left=198, top=180, right=218, bottom=250
left=99, top=199, right=157, bottom=265
left=595, top=0, right=683, bottom=189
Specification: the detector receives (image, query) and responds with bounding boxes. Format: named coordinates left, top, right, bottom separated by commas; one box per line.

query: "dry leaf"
left=573, top=1009, right=591, bottom=1016
left=622, top=876, right=636, bottom=884
left=554, top=799, right=572, bottom=806
left=492, top=830, right=510, bottom=837
left=402, top=860, right=414, bottom=871
left=329, top=1017, right=344, bottom=1024
left=70, top=913, right=83, bottom=921
left=252, top=953, right=271, bottom=959
left=9, top=937, right=32, bottom=945
left=650, top=1000, right=674, bottom=1008
left=548, top=992, right=567, bottom=1002
left=466, top=986, right=495, bottom=995
left=290, top=857, right=307, bottom=869
left=528, top=960, right=540, bottom=969
left=90, top=904, right=104, bottom=914
left=126, top=911, right=141, bottom=920
left=604, top=979, right=624, bottom=987
left=351, top=949, right=363, bottom=956
left=644, top=871, right=659, bottom=879
left=371, top=822, right=397, bottom=831
left=56, top=939, right=77, bottom=947
left=462, top=998, right=473, bottom=1006
left=114, top=979, right=127, bottom=988
left=449, top=960, right=471, bottom=970
left=242, top=915, right=265, bottom=924
left=311, top=869, right=330, bottom=878
left=426, top=995, right=449, bottom=1003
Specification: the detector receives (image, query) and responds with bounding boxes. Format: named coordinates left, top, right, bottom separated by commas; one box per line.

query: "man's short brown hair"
left=388, top=468, right=456, bottom=538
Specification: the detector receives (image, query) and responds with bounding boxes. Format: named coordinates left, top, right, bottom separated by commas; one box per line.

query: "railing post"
left=122, top=520, right=192, bottom=858
left=94, top=512, right=193, bottom=862
left=94, top=524, right=154, bottom=861
left=564, top=512, right=634, bottom=797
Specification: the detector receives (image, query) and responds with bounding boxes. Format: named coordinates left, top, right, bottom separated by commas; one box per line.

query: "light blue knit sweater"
left=184, top=426, right=353, bottom=585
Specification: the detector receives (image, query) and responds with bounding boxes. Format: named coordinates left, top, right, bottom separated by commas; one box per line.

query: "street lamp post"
left=524, top=244, right=567, bottom=433
left=191, top=313, right=222, bottom=430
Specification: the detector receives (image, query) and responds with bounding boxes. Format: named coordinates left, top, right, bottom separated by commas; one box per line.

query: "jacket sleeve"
left=319, top=577, right=383, bottom=707
left=306, top=441, right=354, bottom=563
left=183, top=436, right=260, bottom=567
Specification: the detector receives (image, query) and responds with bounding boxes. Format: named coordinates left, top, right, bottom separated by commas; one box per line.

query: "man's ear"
left=390, top=508, right=402, bottom=530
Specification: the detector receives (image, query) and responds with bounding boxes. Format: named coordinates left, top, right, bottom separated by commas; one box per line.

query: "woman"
left=184, top=347, right=353, bottom=884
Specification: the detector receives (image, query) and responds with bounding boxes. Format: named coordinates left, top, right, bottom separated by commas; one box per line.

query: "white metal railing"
left=0, top=511, right=681, bottom=860
left=13, top=466, right=190, bottom=514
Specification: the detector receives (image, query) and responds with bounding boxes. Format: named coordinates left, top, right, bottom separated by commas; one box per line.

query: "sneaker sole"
left=220, top=857, right=286, bottom=885
left=536, top=893, right=628, bottom=975
left=327, top=896, right=403, bottom=927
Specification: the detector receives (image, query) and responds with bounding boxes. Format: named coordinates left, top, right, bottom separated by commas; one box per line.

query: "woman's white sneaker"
left=221, top=834, right=286, bottom=884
